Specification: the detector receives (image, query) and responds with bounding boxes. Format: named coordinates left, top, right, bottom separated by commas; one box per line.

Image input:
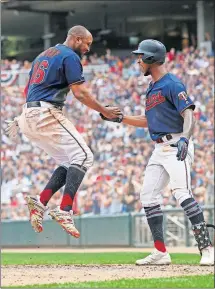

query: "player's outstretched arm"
left=70, top=83, right=121, bottom=119
left=122, top=115, right=148, bottom=128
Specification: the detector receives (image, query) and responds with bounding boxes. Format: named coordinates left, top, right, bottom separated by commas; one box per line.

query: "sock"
left=181, top=198, right=212, bottom=251
left=181, top=197, right=204, bottom=225
left=60, top=165, right=87, bottom=212
left=144, top=205, right=166, bottom=253
left=40, top=166, right=67, bottom=206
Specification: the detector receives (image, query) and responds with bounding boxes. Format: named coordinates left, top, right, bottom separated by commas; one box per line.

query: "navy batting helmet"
left=132, top=39, right=166, bottom=64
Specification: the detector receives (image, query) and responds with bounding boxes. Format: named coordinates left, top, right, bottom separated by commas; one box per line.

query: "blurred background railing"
left=2, top=207, right=214, bottom=247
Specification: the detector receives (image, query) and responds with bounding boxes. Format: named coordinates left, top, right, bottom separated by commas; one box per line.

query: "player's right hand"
left=102, top=105, right=122, bottom=119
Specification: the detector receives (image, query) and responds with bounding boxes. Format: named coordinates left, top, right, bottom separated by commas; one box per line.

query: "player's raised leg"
left=48, top=113, right=94, bottom=238
left=136, top=156, right=171, bottom=265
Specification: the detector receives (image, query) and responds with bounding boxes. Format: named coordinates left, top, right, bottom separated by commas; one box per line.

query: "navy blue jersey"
left=26, top=44, right=85, bottom=106
left=145, top=73, right=195, bottom=141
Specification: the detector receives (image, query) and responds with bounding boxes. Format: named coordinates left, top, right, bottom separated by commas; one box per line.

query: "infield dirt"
left=2, top=264, right=214, bottom=287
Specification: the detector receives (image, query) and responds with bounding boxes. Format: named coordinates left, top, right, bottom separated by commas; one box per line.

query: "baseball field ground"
left=2, top=249, right=214, bottom=288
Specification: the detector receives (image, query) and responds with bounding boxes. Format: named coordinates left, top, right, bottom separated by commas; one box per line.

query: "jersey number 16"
left=30, top=60, right=49, bottom=85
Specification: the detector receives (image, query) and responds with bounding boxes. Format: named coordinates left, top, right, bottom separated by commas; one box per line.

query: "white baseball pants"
left=18, top=102, right=94, bottom=170
left=140, top=134, right=194, bottom=207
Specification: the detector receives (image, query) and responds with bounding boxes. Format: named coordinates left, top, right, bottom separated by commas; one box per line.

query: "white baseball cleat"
left=25, top=195, right=47, bottom=233
left=49, top=206, right=80, bottom=238
left=136, top=249, right=171, bottom=265
left=200, top=246, right=214, bottom=266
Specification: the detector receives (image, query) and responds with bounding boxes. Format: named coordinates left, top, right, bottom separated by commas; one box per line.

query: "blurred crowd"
left=1, top=46, right=214, bottom=220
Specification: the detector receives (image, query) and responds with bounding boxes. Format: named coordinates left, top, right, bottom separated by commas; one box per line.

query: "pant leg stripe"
left=184, top=159, right=189, bottom=191
left=184, top=159, right=193, bottom=198
left=48, top=109, right=87, bottom=167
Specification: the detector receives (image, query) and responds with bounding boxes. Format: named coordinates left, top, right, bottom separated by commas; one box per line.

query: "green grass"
left=2, top=252, right=201, bottom=266
left=5, top=275, right=214, bottom=288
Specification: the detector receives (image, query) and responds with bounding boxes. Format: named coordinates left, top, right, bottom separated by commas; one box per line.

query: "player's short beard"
left=73, top=44, right=83, bottom=58
left=73, top=48, right=82, bottom=58
left=144, top=67, right=151, bottom=76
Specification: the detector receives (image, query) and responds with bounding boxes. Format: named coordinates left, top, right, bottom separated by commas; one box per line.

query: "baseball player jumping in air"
left=100, top=39, right=214, bottom=266
left=5, top=25, right=121, bottom=238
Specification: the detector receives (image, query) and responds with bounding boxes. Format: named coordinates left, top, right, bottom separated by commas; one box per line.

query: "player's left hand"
left=170, top=137, right=189, bottom=161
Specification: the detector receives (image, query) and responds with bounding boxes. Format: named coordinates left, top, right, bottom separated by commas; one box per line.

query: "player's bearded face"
left=74, top=36, right=93, bottom=57
left=137, top=55, right=150, bottom=76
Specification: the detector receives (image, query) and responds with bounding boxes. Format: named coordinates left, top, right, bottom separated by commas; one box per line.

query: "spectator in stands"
left=10, top=59, right=20, bottom=70
left=1, top=45, right=214, bottom=219
left=2, top=59, right=11, bottom=70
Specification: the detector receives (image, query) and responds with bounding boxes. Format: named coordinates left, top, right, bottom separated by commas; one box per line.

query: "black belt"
left=26, top=101, right=62, bottom=110
left=26, top=101, right=42, bottom=108
left=156, top=134, right=173, bottom=143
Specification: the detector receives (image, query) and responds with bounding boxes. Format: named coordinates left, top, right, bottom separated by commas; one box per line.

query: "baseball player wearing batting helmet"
left=101, top=39, right=214, bottom=266
left=5, top=25, right=121, bottom=238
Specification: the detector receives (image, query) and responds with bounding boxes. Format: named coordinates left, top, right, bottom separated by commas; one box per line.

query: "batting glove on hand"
left=170, top=137, right=189, bottom=161
left=5, top=117, right=20, bottom=140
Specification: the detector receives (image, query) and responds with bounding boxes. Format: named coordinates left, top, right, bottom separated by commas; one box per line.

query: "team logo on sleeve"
left=178, top=91, right=188, bottom=101
left=178, top=91, right=189, bottom=104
